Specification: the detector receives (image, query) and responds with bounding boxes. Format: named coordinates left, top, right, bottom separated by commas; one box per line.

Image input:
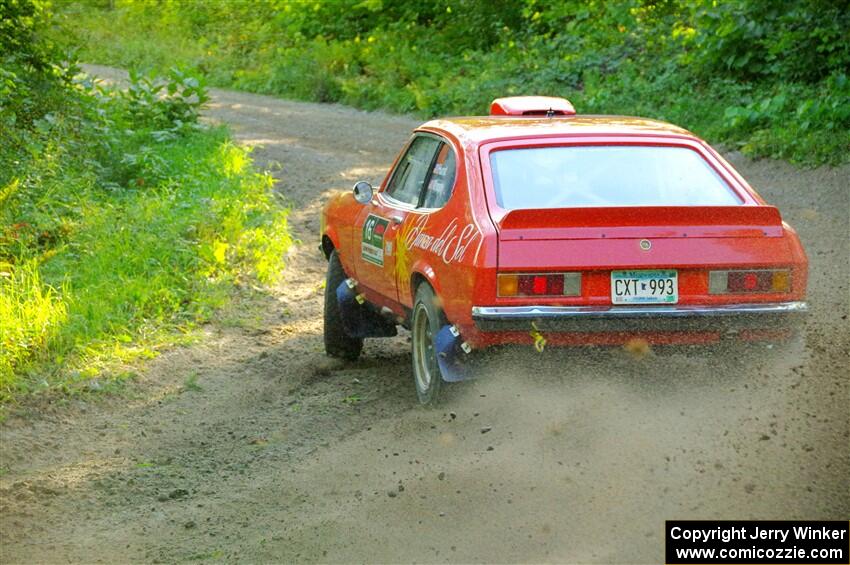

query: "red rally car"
left=320, top=96, right=808, bottom=404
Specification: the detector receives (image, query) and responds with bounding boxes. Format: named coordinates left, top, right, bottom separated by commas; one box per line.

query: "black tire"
left=411, top=284, right=446, bottom=405
left=323, top=251, right=363, bottom=361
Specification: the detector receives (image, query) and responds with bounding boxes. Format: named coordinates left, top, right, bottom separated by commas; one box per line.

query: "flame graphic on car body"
left=394, top=218, right=419, bottom=294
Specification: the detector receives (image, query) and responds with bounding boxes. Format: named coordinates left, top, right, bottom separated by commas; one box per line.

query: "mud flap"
left=435, top=324, right=473, bottom=382
left=336, top=280, right=397, bottom=338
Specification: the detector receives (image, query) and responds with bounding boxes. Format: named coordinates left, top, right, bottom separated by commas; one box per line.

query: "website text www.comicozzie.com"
left=673, top=546, right=843, bottom=561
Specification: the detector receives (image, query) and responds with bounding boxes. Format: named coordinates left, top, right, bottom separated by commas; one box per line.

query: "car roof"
left=420, top=115, right=696, bottom=145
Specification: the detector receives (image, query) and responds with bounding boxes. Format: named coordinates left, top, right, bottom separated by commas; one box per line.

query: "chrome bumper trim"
left=471, top=302, right=807, bottom=333
left=472, top=302, right=808, bottom=319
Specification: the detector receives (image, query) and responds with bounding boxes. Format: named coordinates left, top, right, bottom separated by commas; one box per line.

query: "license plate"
left=611, top=270, right=678, bottom=304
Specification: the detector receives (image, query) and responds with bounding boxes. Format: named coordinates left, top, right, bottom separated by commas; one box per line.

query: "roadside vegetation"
left=0, top=0, right=290, bottom=402
left=60, top=0, right=849, bottom=165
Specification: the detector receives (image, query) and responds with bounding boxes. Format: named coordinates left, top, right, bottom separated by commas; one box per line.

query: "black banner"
left=666, top=521, right=849, bottom=564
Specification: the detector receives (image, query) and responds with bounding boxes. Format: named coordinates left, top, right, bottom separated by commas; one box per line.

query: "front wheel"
left=323, top=251, right=363, bottom=361
left=411, top=284, right=446, bottom=405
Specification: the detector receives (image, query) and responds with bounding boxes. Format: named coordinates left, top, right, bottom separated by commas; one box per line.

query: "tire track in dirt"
left=1, top=65, right=847, bottom=563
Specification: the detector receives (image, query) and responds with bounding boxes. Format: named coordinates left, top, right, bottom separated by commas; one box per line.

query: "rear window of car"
left=490, top=145, right=742, bottom=209
left=421, top=143, right=456, bottom=209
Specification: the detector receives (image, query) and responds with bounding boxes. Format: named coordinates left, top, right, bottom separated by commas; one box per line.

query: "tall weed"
left=0, top=260, right=68, bottom=390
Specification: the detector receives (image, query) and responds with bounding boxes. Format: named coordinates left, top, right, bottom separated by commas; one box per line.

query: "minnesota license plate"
left=611, top=270, right=678, bottom=304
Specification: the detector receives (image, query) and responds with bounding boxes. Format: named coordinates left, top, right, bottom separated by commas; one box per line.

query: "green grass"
left=182, top=372, right=203, bottom=393
left=1, top=127, right=290, bottom=401
left=0, top=259, right=68, bottom=387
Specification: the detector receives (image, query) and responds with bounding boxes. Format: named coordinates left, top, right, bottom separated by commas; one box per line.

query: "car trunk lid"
left=497, top=205, right=793, bottom=274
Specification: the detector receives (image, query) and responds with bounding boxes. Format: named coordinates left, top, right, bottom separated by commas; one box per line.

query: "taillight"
left=709, top=269, right=791, bottom=294
left=497, top=273, right=581, bottom=297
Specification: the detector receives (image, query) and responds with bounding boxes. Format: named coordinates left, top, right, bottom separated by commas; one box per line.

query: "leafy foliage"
left=0, top=0, right=290, bottom=400
left=60, top=0, right=849, bottom=165
left=122, top=68, right=210, bottom=131
left=690, top=0, right=849, bottom=83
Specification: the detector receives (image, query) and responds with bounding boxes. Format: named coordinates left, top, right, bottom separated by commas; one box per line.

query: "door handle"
left=390, top=215, right=404, bottom=225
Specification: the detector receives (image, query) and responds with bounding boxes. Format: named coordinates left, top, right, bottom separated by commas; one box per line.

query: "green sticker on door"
left=362, top=214, right=390, bottom=266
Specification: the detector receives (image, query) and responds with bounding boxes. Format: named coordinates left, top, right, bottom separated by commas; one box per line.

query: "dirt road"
left=1, top=65, right=848, bottom=563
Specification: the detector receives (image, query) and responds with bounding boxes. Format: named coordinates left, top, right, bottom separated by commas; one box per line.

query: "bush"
left=0, top=0, right=290, bottom=400
left=58, top=0, right=850, bottom=165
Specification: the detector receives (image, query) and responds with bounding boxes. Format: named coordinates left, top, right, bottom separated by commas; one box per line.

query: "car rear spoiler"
left=499, top=206, right=784, bottom=240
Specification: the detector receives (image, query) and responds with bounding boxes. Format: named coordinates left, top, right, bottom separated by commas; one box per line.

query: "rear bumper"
left=471, top=301, right=808, bottom=333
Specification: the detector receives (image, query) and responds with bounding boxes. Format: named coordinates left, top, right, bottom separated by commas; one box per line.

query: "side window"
left=386, top=136, right=441, bottom=206
left=421, top=143, right=457, bottom=209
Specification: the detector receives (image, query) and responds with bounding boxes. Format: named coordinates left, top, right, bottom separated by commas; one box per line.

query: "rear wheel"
left=323, top=251, right=363, bottom=361
left=411, top=284, right=445, bottom=405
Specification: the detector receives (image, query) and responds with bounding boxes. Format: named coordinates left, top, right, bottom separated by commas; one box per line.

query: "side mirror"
left=352, top=181, right=374, bottom=204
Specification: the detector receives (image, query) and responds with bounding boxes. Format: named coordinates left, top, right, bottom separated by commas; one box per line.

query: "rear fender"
left=782, top=222, right=809, bottom=295
left=409, top=262, right=442, bottom=308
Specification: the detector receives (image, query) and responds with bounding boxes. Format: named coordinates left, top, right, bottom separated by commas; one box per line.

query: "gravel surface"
left=1, top=65, right=847, bottom=564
